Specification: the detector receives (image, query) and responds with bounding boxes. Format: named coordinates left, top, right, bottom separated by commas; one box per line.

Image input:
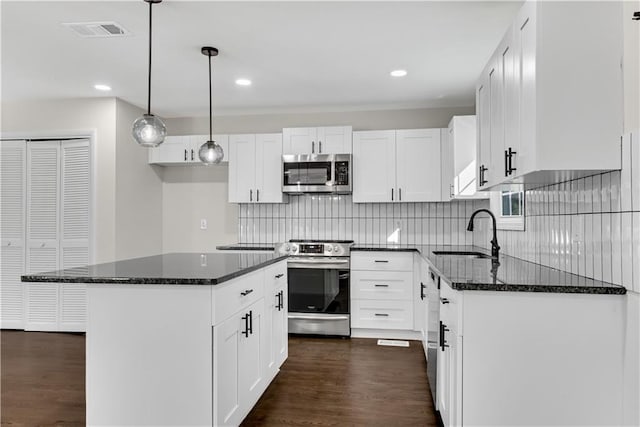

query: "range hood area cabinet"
left=352, top=128, right=445, bottom=203
left=282, top=126, right=353, bottom=155
left=228, top=133, right=287, bottom=204
left=148, top=135, right=229, bottom=165
left=475, top=0, right=623, bottom=190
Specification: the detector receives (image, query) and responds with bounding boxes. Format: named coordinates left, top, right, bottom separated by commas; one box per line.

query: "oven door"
left=287, top=258, right=350, bottom=336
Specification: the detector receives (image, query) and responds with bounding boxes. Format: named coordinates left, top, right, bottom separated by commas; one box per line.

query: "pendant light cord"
left=208, top=54, right=213, bottom=142
left=147, top=1, right=153, bottom=115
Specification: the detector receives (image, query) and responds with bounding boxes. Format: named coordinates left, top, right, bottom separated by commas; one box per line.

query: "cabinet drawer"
left=262, top=261, right=287, bottom=291
left=212, top=270, right=264, bottom=325
left=351, top=251, right=413, bottom=271
left=351, top=271, right=413, bottom=300
left=351, top=299, right=413, bottom=330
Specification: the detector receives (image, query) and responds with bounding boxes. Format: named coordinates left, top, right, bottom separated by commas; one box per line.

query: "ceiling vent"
left=63, top=22, right=131, bottom=38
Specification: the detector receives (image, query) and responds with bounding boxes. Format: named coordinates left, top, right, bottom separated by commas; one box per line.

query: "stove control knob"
left=327, top=245, right=333, bottom=253
left=284, top=244, right=290, bottom=252
left=333, top=245, right=340, bottom=253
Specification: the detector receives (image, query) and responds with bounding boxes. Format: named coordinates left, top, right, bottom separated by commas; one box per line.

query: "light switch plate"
left=200, top=219, right=207, bottom=230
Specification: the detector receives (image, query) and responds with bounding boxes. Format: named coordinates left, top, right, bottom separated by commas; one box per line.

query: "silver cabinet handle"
left=184, top=149, right=188, bottom=161
left=240, top=289, right=254, bottom=296
left=374, top=313, right=389, bottom=317
left=288, top=314, right=349, bottom=321
left=319, top=141, right=322, bottom=153
left=312, top=141, right=315, bottom=153
left=250, top=189, right=253, bottom=202
left=374, top=284, right=389, bottom=287
left=256, top=189, right=260, bottom=202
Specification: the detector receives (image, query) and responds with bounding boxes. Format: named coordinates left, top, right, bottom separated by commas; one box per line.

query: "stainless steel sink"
left=432, top=251, right=495, bottom=260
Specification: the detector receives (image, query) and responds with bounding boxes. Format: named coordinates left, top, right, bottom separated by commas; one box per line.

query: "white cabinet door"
left=396, top=129, right=442, bottom=202
left=488, top=54, right=504, bottom=187
left=255, top=133, right=284, bottom=203
left=265, top=284, right=287, bottom=378
left=516, top=3, right=536, bottom=178
left=441, top=128, right=454, bottom=201
left=229, top=134, right=257, bottom=203
left=213, top=310, right=243, bottom=427
left=352, top=131, right=396, bottom=203
left=282, top=127, right=316, bottom=155
left=239, top=299, right=266, bottom=410
left=148, top=136, right=191, bottom=164
left=476, top=73, right=491, bottom=190
left=274, top=284, right=287, bottom=368
left=502, top=29, right=520, bottom=180
left=1, top=141, right=26, bottom=329
left=317, top=126, right=352, bottom=154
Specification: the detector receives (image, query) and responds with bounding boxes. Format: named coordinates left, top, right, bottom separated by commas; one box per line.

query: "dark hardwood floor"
left=1, top=331, right=436, bottom=426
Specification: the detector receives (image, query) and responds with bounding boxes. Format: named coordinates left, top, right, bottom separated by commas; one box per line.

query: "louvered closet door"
left=1, top=141, right=27, bottom=329
left=59, top=140, right=90, bottom=331
left=25, top=142, right=60, bottom=331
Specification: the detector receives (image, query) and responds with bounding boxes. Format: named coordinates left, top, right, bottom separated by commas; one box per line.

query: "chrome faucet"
left=466, top=209, right=500, bottom=260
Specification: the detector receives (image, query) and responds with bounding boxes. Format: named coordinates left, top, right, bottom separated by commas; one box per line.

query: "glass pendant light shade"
left=132, top=113, right=167, bottom=147
left=198, top=140, right=224, bottom=164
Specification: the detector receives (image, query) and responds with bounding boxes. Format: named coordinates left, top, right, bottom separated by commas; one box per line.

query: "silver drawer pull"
left=374, top=260, right=389, bottom=263
left=374, top=313, right=389, bottom=317
left=374, top=284, right=389, bottom=287
left=240, top=289, right=254, bottom=296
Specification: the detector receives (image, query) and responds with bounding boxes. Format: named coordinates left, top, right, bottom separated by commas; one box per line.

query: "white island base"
left=86, top=260, right=288, bottom=426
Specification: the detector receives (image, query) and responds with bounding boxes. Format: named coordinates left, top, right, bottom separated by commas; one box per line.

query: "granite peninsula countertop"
left=21, top=252, right=287, bottom=285
left=352, top=244, right=627, bottom=295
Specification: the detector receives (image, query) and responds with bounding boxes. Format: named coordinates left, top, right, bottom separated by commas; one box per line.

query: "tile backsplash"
left=238, top=197, right=490, bottom=247
left=480, top=133, right=640, bottom=291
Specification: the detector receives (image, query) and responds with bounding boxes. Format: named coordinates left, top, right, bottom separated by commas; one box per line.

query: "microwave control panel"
left=335, top=161, right=349, bottom=185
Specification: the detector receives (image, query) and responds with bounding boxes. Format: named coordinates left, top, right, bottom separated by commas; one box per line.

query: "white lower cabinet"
left=263, top=262, right=288, bottom=380
left=350, top=251, right=419, bottom=338
left=434, top=276, right=626, bottom=427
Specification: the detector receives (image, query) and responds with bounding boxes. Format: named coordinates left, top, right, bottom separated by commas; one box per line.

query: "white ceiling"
left=1, top=1, right=522, bottom=118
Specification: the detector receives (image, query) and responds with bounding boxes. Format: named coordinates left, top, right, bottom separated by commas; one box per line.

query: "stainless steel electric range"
left=275, top=239, right=353, bottom=336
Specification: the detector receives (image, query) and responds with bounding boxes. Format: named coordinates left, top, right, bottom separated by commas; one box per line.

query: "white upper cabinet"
left=353, top=129, right=444, bottom=203
left=283, top=126, right=352, bottom=155
left=148, top=134, right=229, bottom=165
left=352, top=131, right=396, bottom=203
left=447, top=116, right=487, bottom=199
left=476, top=0, right=623, bottom=189
left=228, top=133, right=285, bottom=204
left=396, top=129, right=442, bottom=202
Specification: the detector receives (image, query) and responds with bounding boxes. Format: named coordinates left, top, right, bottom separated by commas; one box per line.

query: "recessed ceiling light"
left=390, top=69, right=408, bottom=77
left=94, top=84, right=112, bottom=91
left=235, top=78, right=252, bottom=86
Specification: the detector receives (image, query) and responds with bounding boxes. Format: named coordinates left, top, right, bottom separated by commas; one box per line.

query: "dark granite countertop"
left=352, top=245, right=626, bottom=295
left=216, top=243, right=276, bottom=251
left=21, top=252, right=287, bottom=285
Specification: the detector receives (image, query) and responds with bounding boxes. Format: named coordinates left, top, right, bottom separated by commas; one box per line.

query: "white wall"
left=160, top=106, right=475, bottom=251
left=1, top=98, right=117, bottom=263
left=114, top=99, right=164, bottom=260
left=623, top=0, right=639, bottom=133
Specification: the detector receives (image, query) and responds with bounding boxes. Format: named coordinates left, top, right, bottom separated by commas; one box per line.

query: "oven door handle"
left=287, top=259, right=350, bottom=269
left=288, top=314, right=350, bottom=321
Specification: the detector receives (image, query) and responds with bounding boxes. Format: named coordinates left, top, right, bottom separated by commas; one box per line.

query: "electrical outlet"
left=200, top=219, right=207, bottom=230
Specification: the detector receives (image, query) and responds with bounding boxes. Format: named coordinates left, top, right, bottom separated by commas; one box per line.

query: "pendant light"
left=132, top=0, right=166, bottom=147
left=198, top=46, right=224, bottom=165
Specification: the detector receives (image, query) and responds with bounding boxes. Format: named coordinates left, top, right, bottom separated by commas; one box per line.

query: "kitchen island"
left=23, top=252, right=289, bottom=426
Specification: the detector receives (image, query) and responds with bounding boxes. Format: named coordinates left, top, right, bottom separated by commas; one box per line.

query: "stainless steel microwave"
left=282, top=154, right=352, bottom=194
